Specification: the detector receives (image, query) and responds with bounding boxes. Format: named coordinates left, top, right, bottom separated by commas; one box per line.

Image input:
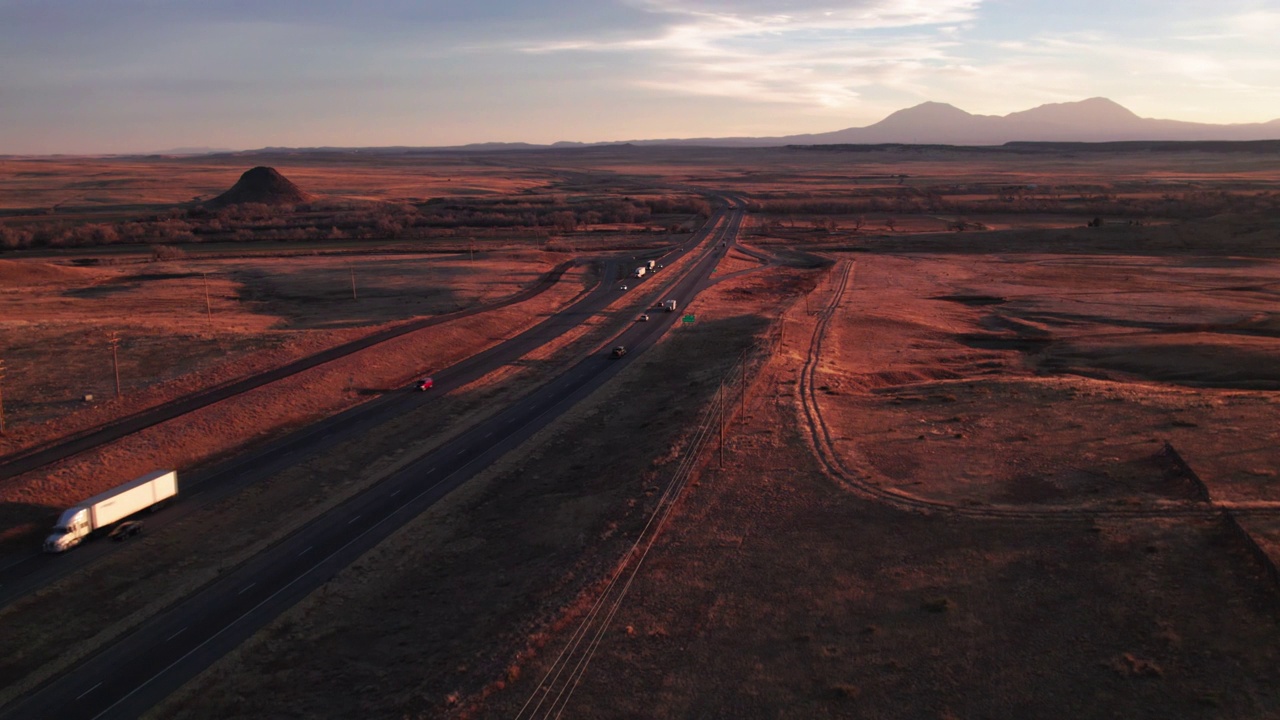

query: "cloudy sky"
left=2, top=0, right=1278, bottom=153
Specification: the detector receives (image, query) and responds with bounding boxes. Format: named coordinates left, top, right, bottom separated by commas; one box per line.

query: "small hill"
left=207, top=167, right=312, bottom=207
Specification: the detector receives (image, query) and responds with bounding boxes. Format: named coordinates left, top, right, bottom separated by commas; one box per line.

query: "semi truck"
left=646, top=260, right=656, bottom=271
left=44, top=469, right=178, bottom=553
left=664, top=299, right=678, bottom=312
left=633, top=266, right=647, bottom=278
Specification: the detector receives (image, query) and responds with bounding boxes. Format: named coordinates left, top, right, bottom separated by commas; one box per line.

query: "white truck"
left=663, top=299, right=678, bottom=312
left=633, top=266, right=647, bottom=278
left=646, top=260, right=656, bottom=271
left=44, top=469, right=178, bottom=553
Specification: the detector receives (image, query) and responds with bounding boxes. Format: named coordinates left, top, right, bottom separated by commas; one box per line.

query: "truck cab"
left=44, top=508, right=91, bottom=553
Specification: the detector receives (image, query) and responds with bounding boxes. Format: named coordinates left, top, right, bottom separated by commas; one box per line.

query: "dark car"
left=109, top=521, right=144, bottom=541
left=415, top=377, right=434, bottom=391
left=611, top=346, right=627, bottom=358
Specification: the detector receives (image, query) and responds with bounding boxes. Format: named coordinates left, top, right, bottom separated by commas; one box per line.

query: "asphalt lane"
left=0, top=209, right=728, bottom=603
left=0, top=261, right=585, bottom=482
left=2, top=205, right=741, bottom=720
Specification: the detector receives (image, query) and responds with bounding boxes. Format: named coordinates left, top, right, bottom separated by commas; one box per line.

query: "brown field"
left=2, top=144, right=1280, bottom=718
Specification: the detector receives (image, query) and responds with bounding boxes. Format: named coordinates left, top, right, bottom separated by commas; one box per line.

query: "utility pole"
left=740, top=351, right=747, bottom=423
left=718, top=384, right=725, bottom=469
left=107, top=331, right=122, bottom=399
left=350, top=266, right=358, bottom=301
left=202, top=272, right=212, bottom=324
left=0, top=358, right=7, bottom=435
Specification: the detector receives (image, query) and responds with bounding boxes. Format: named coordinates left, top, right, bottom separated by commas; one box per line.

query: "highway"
left=0, top=261, right=579, bottom=482
left=0, top=203, right=743, bottom=720
left=0, top=206, right=729, bottom=604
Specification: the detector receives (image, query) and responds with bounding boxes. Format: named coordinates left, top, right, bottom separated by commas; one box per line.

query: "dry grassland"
left=0, top=155, right=551, bottom=211
left=476, top=241, right=1280, bottom=719
left=4, top=147, right=1280, bottom=719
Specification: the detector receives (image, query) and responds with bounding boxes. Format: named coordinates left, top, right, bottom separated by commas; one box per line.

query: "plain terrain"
left=1, top=144, right=1278, bottom=718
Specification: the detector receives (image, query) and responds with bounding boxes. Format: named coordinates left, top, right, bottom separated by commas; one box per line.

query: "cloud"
left=524, top=0, right=981, bottom=109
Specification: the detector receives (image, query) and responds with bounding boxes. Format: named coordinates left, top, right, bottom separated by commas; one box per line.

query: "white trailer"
left=633, top=266, right=647, bottom=278
left=663, top=299, right=678, bottom=312
left=646, top=260, right=656, bottom=270
left=44, top=470, right=178, bottom=553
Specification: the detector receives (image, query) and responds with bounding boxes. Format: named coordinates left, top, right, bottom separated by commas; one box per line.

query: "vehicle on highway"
left=637, top=313, right=649, bottom=322
left=619, top=284, right=628, bottom=291
left=611, top=346, right=627, bottom=358
left=415, top=377, right=434, bottom=391
left=109, top=521, right=144, bottom=542
left=663, top=299, right=678, bottom=312
left=44, top=469, right=178, bottom=553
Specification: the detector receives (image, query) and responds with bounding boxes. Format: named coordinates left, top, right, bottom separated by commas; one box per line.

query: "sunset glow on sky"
left=2, top=0, right=1277, bottom=153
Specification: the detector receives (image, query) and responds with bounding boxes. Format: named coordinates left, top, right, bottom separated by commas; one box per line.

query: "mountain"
left=774, top=98, right=1280, bottom=146
left=206, top=166, right=312, bottom=207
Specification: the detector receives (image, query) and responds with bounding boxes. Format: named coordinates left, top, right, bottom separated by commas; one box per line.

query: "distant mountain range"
left=620, top=98, right=1280, bottom=147
left=191, top=98, right=1280, bottom=157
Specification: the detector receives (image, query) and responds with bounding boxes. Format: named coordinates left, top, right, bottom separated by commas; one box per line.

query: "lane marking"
left=238, top=583, right=255, bottom=595
left=347, top=515, right=361, bottom=525
left=426, top=467, right=437, bottom=474
left=390, top=489, right=401, bottom=497
left=298, top=546, right=313, bottom=557
left=484, top=432, right=493, bottom=438
left=166, top=627, right=187, bottom=642
left=77, top=682, right=102, bottom=700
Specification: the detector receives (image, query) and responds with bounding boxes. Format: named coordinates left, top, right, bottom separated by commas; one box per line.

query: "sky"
left=1, top=0, right=1278, bottom=154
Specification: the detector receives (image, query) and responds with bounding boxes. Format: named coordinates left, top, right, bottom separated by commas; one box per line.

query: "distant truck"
left=44, top=469, right=178, bottom=553
left=663, top=299, right=678, bottom=312
left=646, top=260, right=656, bottom=271
left=633, top=266, right=647, bottom=278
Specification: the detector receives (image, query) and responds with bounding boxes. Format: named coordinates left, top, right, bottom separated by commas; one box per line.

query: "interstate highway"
left=1, top=202, right=743, bottom=720
left=0, top=204, right=729, bottom=604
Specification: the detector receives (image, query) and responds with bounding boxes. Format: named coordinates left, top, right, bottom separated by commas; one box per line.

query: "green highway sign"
left=682, top=314, right=695, bottom=324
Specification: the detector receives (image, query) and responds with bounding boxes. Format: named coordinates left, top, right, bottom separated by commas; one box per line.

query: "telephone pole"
left=202, top=272, right=212, bottom=324
left=0, top=358, right=7, bottom=434
left=107, top=331, right=122, bottom=399
left=718, top=384, right=725, bottom=469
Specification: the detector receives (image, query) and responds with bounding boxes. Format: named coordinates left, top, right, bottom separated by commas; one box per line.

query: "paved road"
left=0, top=208, right=730, bottom=604
left=0, top=260, right=579, bottom=482
left=1, top=204, right=743, bottom=720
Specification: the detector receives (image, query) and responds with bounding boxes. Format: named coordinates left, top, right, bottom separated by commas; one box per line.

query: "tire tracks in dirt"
left=797, top=258, right=1280, bottom=522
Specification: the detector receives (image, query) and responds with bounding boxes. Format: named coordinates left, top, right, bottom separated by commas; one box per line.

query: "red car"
left=415, top=377, right=434, bottom=391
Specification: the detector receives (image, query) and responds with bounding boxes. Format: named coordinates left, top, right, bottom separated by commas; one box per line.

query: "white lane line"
left=347, top=515, right=361, bottom=525
left=298, top=546, right=313, bottom=557
left=484, top=432, right=493, bottom=438
left=390, top=489, right=401, bottom=497
left=77, top=682, right=102, bottom=700
left=456, top=450, right=467, bottom=457
left=238, top=583, right=255, bottom=595
left=426, top=467, right=437, bottom=474
left=166, top=627, right=187, bottom=642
